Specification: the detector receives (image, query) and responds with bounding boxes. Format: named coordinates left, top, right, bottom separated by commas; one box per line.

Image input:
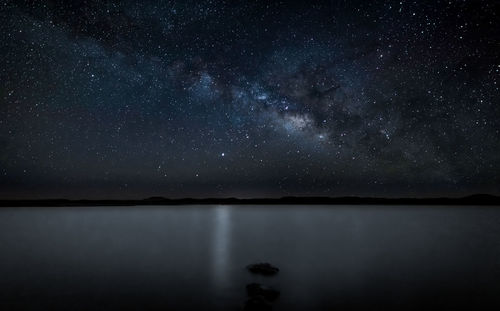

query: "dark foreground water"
left=1, top=205, right=500, bottom=310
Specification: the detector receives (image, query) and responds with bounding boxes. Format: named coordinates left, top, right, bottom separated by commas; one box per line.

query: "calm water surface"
left=1, top=205, right=500, bottom=310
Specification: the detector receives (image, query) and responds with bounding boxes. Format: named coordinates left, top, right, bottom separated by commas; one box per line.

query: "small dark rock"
left=246, top=283, right=280, bottom=301
left=244, top=295, right=273, bottom=311
left=247, top=263, right=279, bottom=276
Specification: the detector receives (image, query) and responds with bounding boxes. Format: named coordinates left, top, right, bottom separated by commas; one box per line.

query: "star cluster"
left=1, top=0, right=499, bottom=198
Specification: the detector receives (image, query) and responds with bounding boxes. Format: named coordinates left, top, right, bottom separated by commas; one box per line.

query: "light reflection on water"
left=211, top=205, right=231, bottom=292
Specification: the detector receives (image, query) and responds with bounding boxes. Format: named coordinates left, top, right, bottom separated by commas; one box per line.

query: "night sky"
left=1, top=0, right=499, bottom=199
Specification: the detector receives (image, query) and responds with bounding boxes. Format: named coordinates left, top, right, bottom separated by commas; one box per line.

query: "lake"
left=1, top=205, right=500, bottom=310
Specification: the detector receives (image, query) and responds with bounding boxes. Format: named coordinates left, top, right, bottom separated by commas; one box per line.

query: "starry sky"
left=1, top=0, right=499, bottom=199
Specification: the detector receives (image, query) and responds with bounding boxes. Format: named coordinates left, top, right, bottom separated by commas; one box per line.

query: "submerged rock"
left=246, top=283, right=280, bottom=301
left=247, top=263, right=279, bottom=276
left=244, top=295, right=273, bottom=311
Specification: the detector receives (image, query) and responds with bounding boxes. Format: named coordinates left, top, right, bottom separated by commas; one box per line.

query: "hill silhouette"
left=0, top=194, right=499, bottom=207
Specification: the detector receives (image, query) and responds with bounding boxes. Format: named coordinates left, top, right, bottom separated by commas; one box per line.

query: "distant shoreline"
left=1, top=194, right=499, bottom=207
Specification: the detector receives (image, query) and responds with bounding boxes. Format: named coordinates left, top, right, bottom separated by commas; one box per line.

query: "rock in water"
left=246, top=283, right=280, bottom=301
left=247, top=263, right=279, bottom=276
left=244, top=295, right=273, bottom=311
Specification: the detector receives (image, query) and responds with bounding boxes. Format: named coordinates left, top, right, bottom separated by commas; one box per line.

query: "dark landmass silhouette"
left=0, top=194, right=499, bottom=207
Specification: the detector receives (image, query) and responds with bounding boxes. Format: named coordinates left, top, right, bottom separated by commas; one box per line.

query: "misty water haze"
left=1, top=205, right=500, bottom=310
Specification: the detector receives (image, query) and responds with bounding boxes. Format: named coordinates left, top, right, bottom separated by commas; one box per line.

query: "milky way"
left=1, top=0, right=499, bottom=198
